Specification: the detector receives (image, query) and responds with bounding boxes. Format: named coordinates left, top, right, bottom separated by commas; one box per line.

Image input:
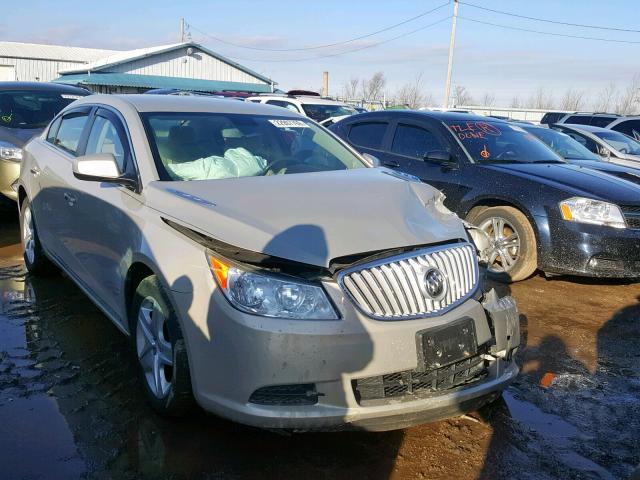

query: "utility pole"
left=322, top=71, right=329, bottom=97
left=443, top=0, right=459, bottom=108
left=180, top=18, right=185, bottom=43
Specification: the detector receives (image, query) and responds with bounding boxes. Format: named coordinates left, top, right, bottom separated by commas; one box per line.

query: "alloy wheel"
left=478, top=216, right=521, bottom=273
left=136, top=297, right=174, bottom=399
left=22, top=205, right=35, bottom=265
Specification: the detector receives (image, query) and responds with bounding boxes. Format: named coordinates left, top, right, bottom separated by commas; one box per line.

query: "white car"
left=247, top=93, right=358, bottom=126
left=16, top=94, right=519, bottom=431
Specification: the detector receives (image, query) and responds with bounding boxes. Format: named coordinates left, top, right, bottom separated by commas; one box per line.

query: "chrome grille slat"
left=339, top=243, right=478, bottom=320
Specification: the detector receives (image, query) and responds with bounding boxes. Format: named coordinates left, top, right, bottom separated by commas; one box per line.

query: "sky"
left=3, top=0, right=640, bottom=107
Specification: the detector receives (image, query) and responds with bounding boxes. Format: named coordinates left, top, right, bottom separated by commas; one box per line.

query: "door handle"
left=383, top=160, right=400, bottom=168
left=30, top=166, right=40, bottom=176
left=63, top=192, right=77, bottom=207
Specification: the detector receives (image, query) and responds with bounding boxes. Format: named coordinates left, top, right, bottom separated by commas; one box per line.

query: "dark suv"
left=330, top=111, right=640, bottom=281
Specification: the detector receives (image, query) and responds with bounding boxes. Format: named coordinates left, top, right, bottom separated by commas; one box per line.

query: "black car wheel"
left=130, top=275, right=194, bottom=416
left=467, top=206, right=537, bottom=282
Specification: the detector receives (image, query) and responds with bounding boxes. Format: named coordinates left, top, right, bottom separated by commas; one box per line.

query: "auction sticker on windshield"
left=268, top=119, right=309, bottom=128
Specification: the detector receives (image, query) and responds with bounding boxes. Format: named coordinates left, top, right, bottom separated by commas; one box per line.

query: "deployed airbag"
left=167, top=148, right=267, bottom=180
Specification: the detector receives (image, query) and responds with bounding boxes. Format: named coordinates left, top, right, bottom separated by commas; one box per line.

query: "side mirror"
left=361, top=152, right=382, bottom=167
left=72, top=153, right=137, bottom=189
left=598, top=146, right=611, bottom=159
left=425, top=150, right=457, bottom=166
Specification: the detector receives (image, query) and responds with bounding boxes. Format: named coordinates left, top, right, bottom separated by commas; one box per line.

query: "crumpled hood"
left=146, top=168, right=467, bottom=268
left=0, top=127, right=42, bottom=147
left=484, top=162, right=640, bottom=204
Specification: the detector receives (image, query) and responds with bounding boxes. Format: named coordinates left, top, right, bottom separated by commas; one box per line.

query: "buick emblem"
left=422, top=267, right=447, bottom=300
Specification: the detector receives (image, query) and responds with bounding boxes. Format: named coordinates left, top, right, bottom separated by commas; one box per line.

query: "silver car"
left=17, top=95, right=519, bottom=431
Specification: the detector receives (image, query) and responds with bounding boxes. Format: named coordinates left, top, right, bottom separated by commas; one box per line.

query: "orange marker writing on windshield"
left=480, top=145, right=490, bottom=159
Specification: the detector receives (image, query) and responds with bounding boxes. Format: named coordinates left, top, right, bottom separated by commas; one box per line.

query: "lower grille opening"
left=249, top=383, right=318, bottom=406
left=353, top=350, right=488, bottom=404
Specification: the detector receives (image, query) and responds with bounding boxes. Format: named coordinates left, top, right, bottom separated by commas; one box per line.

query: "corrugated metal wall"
left=0, top=57, right=86, bottom=82
left=108, top=47, right=266, bottom=85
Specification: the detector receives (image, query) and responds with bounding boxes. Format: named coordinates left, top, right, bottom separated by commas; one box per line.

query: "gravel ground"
left=0, top=204, right=638, bottom=480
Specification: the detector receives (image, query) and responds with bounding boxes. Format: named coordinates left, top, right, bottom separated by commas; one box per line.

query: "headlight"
left=559, top=197, right=626, bottom=229
left=0, top=141, right=22, bottom=162
left=207, top=253, right=338, bottom=320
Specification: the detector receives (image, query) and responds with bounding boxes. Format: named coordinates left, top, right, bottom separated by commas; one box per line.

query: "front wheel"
left=130, top=275, right=194, bottom=416
left=467, top=206, right=537, bottom=282
left=19, top=199, right=53, bottom=274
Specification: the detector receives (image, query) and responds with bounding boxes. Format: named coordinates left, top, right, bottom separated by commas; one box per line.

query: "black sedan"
left=330, top=111, right=640, bottom=281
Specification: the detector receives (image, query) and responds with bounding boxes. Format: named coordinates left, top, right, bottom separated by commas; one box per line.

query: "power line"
left=459, top=16, right=640, bottom=44
left=193, top=16, right=452, bottom=63
left=459, top=1, right=640, bottom=34
left=188, top=1, right=450, bottom=52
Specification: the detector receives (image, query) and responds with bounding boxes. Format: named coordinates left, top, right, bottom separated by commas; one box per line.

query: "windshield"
left=142, top=113, right=366, bottom=181
left=525, top=127, right=600, bottom=161
left=593, top=130, right=640, bottom=155
left=0, top=90, right=86, bottom=129
left=301, top=104, right=357, bottom=122
left=446, top=120, right=563, bottom=163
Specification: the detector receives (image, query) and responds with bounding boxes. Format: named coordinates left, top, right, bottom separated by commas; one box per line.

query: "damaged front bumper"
left=177, top=278, right=520, bottom=431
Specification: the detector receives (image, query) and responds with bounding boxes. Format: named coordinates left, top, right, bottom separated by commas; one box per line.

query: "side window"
left=85, top=114, right=127, bottom=172
left=265, top=100, right=300, bottom=113
left=565, top=115, right=591, bottom=125
left=54, top=112, right=89, bottom=155
left=611, top=120, right=640, bottom=140
left=348, top=122, right=388, bottom=149
left=590, top=116, right=616, bottom=128
left=46, top=116, right=62, bottom=143
left=391, top=124, right=444, bottom=159
left=564, top=131, right=598, bottom=153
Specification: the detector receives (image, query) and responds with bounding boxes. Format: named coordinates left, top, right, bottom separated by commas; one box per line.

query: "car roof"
left=71, top=94, right=306, bottom=116
left=0, top=81, right=90, bottom=94
left=557, top=123, right=612, bottom=133
left=343, top=109, right=505, bottom=123
left=248, top=95, right=352, bottom=106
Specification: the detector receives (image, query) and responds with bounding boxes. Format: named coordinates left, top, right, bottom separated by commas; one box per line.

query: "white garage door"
left=0, top=65, right=16, bottom=81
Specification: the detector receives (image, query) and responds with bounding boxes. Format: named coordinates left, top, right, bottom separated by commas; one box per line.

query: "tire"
left=19, top=199, right=53, bottom=274
left=130, top=275, right=194, bottom=416
left=467, top=206, right=537, bottom=283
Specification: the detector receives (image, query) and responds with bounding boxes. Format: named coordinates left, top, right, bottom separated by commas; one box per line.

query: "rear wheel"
left=467, top=206, right=537, bottom=282
left=130, top=275, right=194, bottom=416
left=19, top=199, right=53, bottom=274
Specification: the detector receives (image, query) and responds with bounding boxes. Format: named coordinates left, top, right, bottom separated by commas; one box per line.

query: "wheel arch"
left=464, top=197, right=541, bottom=242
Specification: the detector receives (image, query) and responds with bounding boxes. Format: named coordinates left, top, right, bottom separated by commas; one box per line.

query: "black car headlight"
left=559, top=197, right=626, bottom=229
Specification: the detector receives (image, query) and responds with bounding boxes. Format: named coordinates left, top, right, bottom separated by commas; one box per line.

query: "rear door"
left=33, top=107, right=92, bottom=271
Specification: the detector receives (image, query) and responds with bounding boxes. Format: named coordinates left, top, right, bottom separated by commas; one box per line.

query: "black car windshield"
left=445, top=120, right=563, bottom=163
left=142, top=113, right=366, bottom=181
left=592, top=130, right=640, bottom=155
left=0, top=90, right=86, bottom=129
left=301, top=104, right=357, bottom=122
left=524, top=127, right=600, bottom=161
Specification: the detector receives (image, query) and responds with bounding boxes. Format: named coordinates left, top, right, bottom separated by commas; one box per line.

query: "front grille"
left=621, top=205, right=640, bottom=229
left=249, top=384, right=318, bottom=406
left=353, top=352, right=487, bottom=403
left=338, top=243, right=478, bottom=320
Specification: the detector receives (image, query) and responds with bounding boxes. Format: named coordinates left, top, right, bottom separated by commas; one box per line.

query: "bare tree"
left=481, top=92, right=496, bottom=107
left=509, top=95, right=522, bottom=108
left=593, top=82, right=617, bottom=112
left=361, top=72, right=387, bottom=101
left=560, top=88, right=585, bottom=111
left=342, top=77, right=360, bottom=99
left=614, top=74, right=640, bottom=115
left=453, top=85, right=473, bottom=106
left=393, top=73, right=429, bottom=109
left=526, top=86, right=554, bottom=109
